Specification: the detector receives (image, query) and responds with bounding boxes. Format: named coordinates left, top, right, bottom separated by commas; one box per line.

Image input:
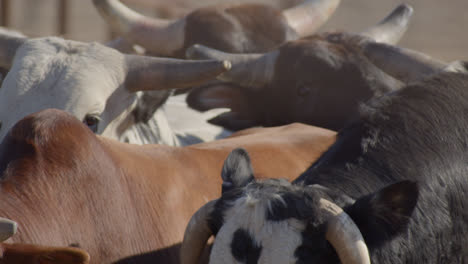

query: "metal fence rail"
left=0, top=0, right=10, bottom=27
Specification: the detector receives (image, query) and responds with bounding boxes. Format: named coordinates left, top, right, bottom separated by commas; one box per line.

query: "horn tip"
left=396, top=3, right=414, bottom=17
left=185, top=45, right=199, bottom=59
left=223, top=60, right=232, bottom=71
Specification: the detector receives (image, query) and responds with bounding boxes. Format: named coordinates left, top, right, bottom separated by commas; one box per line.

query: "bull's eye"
left=297, top=85, right=312, bottom=96
left=83, top=115, right=100, bottom=133
left=0, top=121, right=2, bottom=131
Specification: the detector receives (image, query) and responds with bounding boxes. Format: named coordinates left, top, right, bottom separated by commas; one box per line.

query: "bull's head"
left=92, top=0, right=341, bottom=57
left=183, top=4, right=449, bottom=131
left=181, top=148, right=419, bottom=264
left=0, top=33, right=230, bottom=144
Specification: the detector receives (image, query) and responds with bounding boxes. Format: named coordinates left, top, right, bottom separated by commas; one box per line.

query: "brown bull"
left=0, top=109, right=335, bottom=263
left=184, top=4, right=426, bottom=131
left=93, top=0, right=340, bottom=57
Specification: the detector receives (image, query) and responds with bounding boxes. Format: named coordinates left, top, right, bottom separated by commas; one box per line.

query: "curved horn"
left=92, top=0, right=185, bottom=56
left=282, top=0, right=341, bottom=37
left=320, top=199, right=370, bottom=264
left=361, top=4, right=413, bottom=45
left=186, top=44, right=278, bottom=90
left=124, top=55, right=231, bottom=92
left=0, top=27, right=27, bottom=68
left=180, top=200, right=217, bottom=264
left=361, top=41, right=446, bottom=83
left=0, top=217, right=17, bottom=242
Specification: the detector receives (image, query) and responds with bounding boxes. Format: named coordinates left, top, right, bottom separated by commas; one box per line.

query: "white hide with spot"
left=210, top=194, right=305, bottom=264
left=0, top=37, right=231, bottom=145
left=163, top=94, right=231, bottom=146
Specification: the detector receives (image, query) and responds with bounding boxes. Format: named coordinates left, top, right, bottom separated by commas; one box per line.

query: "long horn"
left=186, top=44, right=278, bottom=90
left=282, top=0, right=341, bottom=37
left=361, top=41, right=446, bottom=83
left=0, top=27, right=27, bottom=68
left=124, top=55, right=231, bottom=92
left=180, top=200, right=217, bottom=264
left=360, top=4, right=413, bottom=45
left=320, top=199, right=370, bottom=264
left=0, top=217, right=17, bottom=242
left=92, top=0, right=185, bottom=56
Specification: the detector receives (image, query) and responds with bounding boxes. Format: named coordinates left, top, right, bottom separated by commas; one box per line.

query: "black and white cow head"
left=182, top=148, right=419, bottom=264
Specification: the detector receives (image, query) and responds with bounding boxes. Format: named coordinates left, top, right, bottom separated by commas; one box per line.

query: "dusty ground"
left=3, top=0, right=467, bottom=62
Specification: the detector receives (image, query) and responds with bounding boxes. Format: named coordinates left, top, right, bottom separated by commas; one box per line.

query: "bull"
left=92, top=0, right=340, bottom=57
left=182, top=55, right=468, bottom=262
left=184, top=4, right=433, bottom=131
left=0, top=108, right=335, bottom=263
left=0, top=33, right=232, bottom=145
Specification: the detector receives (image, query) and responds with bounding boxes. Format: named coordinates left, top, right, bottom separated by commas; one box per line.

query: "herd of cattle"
left=0, top=0, right=466, bottom=263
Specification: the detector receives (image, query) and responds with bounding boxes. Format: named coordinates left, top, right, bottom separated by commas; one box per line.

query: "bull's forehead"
left=0, top=37, right=129, bottom=141
left=210, top=180, right=326, bottom=264
left=211, top=208, right=305, bottom=264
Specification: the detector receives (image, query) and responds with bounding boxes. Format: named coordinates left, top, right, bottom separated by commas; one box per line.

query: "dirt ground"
left=3, top=0, right=467, bottom=62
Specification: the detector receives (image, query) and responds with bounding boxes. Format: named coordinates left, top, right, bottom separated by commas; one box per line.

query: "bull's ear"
left=187, top=83, right=259, bottom=131
left=345, top=180, right=419, bottom=247
left=221, top=148, right=254, bottom=193
left=38, top=247, right=90, bottom=264
left=187, top=83, right=249, bottom=112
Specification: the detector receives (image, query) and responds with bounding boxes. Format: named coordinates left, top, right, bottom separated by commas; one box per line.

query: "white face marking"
left=0, top=37, right=135, bottom=142
left=209, top=195, right=306, bottom=264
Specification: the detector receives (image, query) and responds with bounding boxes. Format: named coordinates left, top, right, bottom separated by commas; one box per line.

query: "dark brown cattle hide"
left=187, top=33, right=402, bottom=131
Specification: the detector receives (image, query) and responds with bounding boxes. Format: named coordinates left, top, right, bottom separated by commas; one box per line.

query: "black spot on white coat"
left=231, top=228, right=262, bottom=264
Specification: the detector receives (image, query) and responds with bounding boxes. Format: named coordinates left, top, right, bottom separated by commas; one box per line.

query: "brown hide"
left=0, top=109, right=335, bottom=264
left=175, top=4, right=298, bottom=57
left=187, top=33, right=403, bottom=131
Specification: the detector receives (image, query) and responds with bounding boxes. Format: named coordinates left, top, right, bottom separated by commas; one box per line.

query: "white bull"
left=0, top=33, right=231, bottom=145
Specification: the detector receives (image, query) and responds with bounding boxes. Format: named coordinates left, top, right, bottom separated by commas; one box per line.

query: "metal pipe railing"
left=57, top=0, right=68, bottom=35
left=0, top=0, right=10, bottom=27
